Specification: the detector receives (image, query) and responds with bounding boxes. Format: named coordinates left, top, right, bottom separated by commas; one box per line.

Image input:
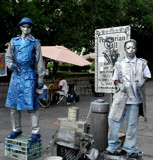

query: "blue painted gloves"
left=37, top=82, right=44, bottom=89
left=11, top=64, right=18, bottom=71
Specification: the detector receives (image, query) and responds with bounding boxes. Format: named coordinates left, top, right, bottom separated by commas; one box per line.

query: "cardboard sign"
left=95, top=26, right=131, bottom=93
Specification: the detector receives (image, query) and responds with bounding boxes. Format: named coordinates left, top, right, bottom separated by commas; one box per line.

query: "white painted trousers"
left=10, top=108, right=40, bottom=134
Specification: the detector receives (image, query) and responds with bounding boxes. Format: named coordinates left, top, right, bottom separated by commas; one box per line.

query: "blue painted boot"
left=28, top=134, right=41, bottom=142
left=7, top=131, right=22, bottom=139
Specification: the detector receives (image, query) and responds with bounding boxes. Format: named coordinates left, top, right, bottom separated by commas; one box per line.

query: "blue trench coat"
left=6, top=36, right=40, bottom=110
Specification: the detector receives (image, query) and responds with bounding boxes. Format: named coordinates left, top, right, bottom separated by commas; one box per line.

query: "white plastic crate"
left=5, top=135, right=42, bottom=160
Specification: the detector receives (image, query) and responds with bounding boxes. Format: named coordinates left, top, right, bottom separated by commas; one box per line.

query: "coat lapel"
left=17, top=35, right=35, bottom=51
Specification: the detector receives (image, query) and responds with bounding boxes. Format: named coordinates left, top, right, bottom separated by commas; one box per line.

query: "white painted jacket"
left=108, top=57, right=150, bottom=122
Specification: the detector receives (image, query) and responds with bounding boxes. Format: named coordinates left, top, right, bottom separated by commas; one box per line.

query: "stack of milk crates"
left=4, top=135, right=42, bottom=160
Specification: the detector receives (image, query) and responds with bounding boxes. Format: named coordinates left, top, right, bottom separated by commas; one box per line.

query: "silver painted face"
left=125, top=42, right=136, bottom=59
left=20, top=24, right=32, bottom=35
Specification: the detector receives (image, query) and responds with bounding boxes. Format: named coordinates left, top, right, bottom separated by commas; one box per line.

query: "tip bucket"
left=68, top=107, right=79, bottom=121
left=44, top=156, right=63, bottom=160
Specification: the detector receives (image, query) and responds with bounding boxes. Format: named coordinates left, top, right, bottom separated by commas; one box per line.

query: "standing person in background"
left=103, top=39, right=151, bottom=158
left=5, top=17, right=46, bottom=142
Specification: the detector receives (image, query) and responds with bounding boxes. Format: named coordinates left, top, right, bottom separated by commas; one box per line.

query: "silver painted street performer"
left=103, top=39, right=151, bottom=158
left=5, top=17, right=45, bottom=142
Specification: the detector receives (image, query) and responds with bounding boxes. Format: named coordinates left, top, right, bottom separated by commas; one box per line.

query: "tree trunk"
left=52, top=60, right=59, bottom=82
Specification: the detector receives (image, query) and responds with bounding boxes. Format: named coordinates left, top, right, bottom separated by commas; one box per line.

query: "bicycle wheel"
left=39, top=93, right=51, bottom=108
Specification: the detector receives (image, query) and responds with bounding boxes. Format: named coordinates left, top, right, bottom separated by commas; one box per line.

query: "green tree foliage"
left=0, top=0, right=14, bottom=50
left=120, top=0, right=153, bottom=64
left=0, top=0, right=153, bottom=66
left=120, top=0, right=153, bottom=37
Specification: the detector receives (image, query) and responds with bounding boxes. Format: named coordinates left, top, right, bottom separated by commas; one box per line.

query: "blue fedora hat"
left=18, top=17, right=35, bottom=27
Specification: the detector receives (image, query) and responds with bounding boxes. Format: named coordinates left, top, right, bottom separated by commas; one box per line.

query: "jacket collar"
left=15, top=35, right=35, bottom=50
left=15, top=35, right=35, bottom=42
left=125, top=56, right=137, bottom=63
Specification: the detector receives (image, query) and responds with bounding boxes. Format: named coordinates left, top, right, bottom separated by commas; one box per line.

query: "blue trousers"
left=107, top=104, right=139, bottom=155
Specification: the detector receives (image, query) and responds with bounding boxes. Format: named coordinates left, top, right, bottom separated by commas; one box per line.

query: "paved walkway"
left=0, top=81, right=153, bottom=160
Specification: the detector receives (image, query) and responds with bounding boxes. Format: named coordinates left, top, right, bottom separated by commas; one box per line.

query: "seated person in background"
left=51, top=75, right=68, bottom=101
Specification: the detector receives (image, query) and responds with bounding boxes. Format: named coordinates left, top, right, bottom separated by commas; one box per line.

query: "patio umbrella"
left=41, top=45, right=91, bottom=66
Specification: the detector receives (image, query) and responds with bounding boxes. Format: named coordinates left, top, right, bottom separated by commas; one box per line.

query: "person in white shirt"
left=103, top=39, right=151, bottom=158
left=51, top=75, right=68, bottom=102
left=57, top=75, right=68, bottom=96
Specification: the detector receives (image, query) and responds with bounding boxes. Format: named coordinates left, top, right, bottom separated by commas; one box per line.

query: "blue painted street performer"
left=5, top=17, right=45, bottom=142
left=103, top=39, right=151, bottom=158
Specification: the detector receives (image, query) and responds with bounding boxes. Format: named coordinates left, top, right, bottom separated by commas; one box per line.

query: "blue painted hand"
left=37, top=83, right=44, bottom=89
left=11, top=64, right=18, bottom=71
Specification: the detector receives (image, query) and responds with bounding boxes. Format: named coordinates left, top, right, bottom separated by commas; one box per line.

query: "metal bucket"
left=44, top=156, right=63, bottom=160
left=68, top=107, right=79, bottom=121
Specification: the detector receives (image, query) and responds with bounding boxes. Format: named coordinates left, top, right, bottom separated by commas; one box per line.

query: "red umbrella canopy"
left=41, top=46, right=91, bottom=66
